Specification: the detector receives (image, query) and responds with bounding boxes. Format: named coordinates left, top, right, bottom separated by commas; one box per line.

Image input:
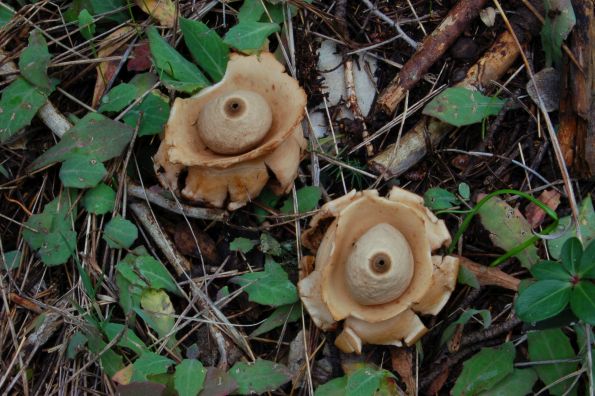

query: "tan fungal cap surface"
left=345, top=223, right=414, bottom=305
left=154, top=53, right=307, bottom=210
left=298, top=187, right=460, bottom=353
left=197, top=90, right=273, bottom=155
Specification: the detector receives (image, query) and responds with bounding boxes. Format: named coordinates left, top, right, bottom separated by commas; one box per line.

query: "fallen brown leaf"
left=173, top=222, right=220, bottom=266
left=91, top=26, right=135, bottom=108
left=391, top=347, right=416, bottom=395
left=127, top=40, right=152, bottom=72
left=135, top=0, right=176, bottom=27
left=524, top=189, right=561, bottom=228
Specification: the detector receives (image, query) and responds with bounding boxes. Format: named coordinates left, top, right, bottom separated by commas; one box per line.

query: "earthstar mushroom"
left=154, top=53, right=307, bottom=210
left=298, top=187, right=459, bottom=353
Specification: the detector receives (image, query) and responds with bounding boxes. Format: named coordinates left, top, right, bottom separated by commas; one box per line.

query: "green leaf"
left=228, top=359, right=291, bottom=394
left=477, top=195, right=539, bottom=268
left=147, top=26, right=209, bottom=93
left=78, top=9, right=95, bottom=40
left=547, top=195, right=594, bottom=259
left=560, top=237, right=583, bottom=274
left=230, top=237, right=257, bottom=253
left=179, top=18, right=229, bottom=82
left=254, top=188, right=281, bottom=223
left=515, top=280, right=572, bottom=323
left=314, top=376, right=348, bottom=396
left=0, top=163, right=8, bottom=178
left=138, top=289, right=177, bottom=350
left=134, top=255, right=180, bottom=296
left=570, top=282, right=595, bottom=324
left=541, top=0, right=576, bottom=66
left=223, top=21, right=280, bottom=52
left=24, top=210, right=56, bottom=250
left=231, top=258, right=298, bottom=306
left=280, top=186, right=321, bottom=214
left=122, top=90, right=170, bottom=136
left=174, top=359, right=206, bottom=396
left=38, top=230, right=77, bottom=266
left=101, top=322, right=148, bottom=355
left=82, top=183, right=116, bottom=214
left=458, top=264, right=480, bottom=288
left=458, top=182, right=471, bottom=200
left=424, top=187, right=458, bottom=210
left=0, top=3, right=15, bottom=29
left=66, top=0, right=127, bottom=23
left=238, top=0, right=265, bottom=22
left=29, top=113, right=134, bottom=171
left=1, top=250, right=21, bottom=270
left=578, top=240, right=595, bottom=278
left=260, top=233, right=282, bottom=256
left=116, top=270, right=143, bottom=316
left=422, top=87, right=505, bottom=127
left=345, top=367, right=383, bottom=396
left=476, top=368, right=538, bottom=396
left=59, top=155, right=106, bottom=188
left=451, top=342, right=515, bottom=396
left=19, top=30, right=52, bottom=91
left=0, top=78, right=48, bottom=143
left=530, top=260, right=572, bottom=281
left=90, top=0, right=128, bottom=22
left=330, top=364, right=397, bottom=396
left=528, top=328, right=578, bottom=396
left=24, top=191, right=77, bottom=248
left=103, top=216, right=138, bottom=249
left=98, top=83, right=137, bottom=113
left=99, top=72, right=158, bottom=113
left=86, top=335, right=124, bottom=377
left=201, top=367, right=238, bottom=395
left=250, top=304, right=301, bottom=337
left=131, top=352, right=175, bottom=382
left=23, top=192, right=78, bottom=266
left=66, top=331, right=88, bottom=359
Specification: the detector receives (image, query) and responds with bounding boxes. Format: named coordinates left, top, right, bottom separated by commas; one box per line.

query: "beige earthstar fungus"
left=298, top=187, right=459, bottom=353
left=154, top=53, right=307, bottom=210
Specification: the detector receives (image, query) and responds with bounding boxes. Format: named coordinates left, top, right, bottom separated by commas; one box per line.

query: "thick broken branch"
left=457, top=256, right=520, bottom=291
left=377, top=0, right=488, bottom=114
left=371, top=3, right=542, bottom=177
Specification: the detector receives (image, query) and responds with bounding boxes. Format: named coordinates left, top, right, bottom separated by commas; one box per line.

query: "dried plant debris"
left=1, top=0, right=594, bottom=395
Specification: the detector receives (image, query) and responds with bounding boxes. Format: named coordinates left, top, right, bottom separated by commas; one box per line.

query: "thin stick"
left=127, top=182, right=227, bottom=221
left=360, top=0, right=418, bottom=49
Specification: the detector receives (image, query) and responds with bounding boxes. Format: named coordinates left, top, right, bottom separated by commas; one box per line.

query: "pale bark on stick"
left=37, top=102, right=72, bottom=138
left=377, top=0, right=488, bottom=114
left=127, top=182, right=228, bottom=221
left=344, top=58, right=374, bottom=157
left=1, top=50, right=72, bottom=139
left=457, top=256, right=520, bottom=291
left=371, top=4, right=542, bottom=177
